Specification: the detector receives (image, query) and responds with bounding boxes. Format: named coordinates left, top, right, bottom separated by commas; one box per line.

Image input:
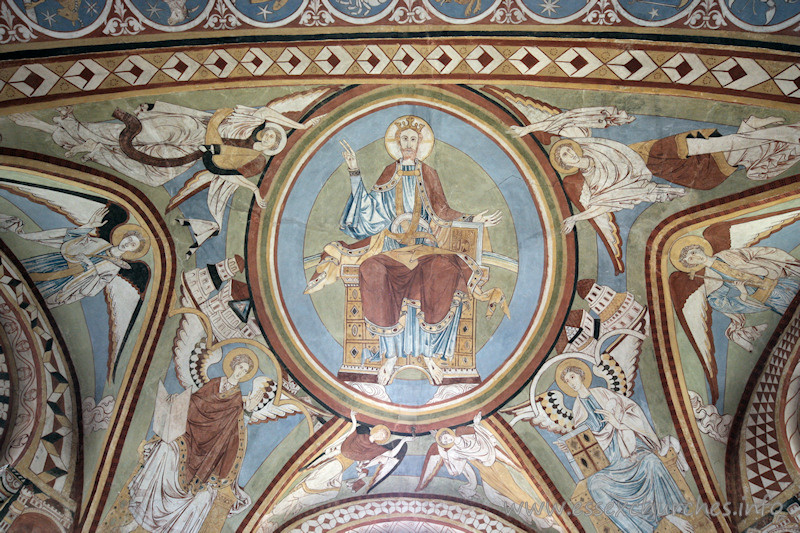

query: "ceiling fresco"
left=0, top=5, right=799, bottom=533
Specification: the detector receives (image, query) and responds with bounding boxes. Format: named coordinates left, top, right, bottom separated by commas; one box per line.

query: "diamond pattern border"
left=1, top=42, right=797, bottom=107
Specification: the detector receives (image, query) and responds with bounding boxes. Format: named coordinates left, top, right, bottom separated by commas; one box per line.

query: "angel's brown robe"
left=182, top=377, right=246, bottom=491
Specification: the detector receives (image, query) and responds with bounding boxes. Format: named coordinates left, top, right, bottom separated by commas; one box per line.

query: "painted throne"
left=336, top=222, right=487, bottom=385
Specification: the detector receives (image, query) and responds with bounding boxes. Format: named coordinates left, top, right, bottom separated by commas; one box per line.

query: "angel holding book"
left=116, top=349, right=262, bottom=533
left=105, top=343, right=317, bottom=533
left=504, top=354, right=693, bottom=533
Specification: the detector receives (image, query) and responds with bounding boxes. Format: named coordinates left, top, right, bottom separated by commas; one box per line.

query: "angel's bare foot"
left=377, top=357, right=396, bottom=385
left=425, top=357, right=444, bottom=385
left=666, top=515, right=693, bottom=533
left=8, top=112, right=36, bottom=127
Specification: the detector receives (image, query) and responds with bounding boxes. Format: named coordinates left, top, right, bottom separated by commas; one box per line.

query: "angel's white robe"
left=127, top=378, right=251, bottom=533
left=50, top=103, right=211, bottom=186
left=705, top=247, right=800, bottom=315
left=18, top=227, right=126, bottom=308
left=574, top=137, right=686, bottom=217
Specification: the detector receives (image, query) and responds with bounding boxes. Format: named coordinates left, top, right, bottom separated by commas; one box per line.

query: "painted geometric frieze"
left=2, top=42, right=800, bottom=109
left=0, top=241, right=80, bottom=527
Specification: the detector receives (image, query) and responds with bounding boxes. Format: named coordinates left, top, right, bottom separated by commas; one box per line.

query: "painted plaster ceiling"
left=0, top=3, right=798, bottom=532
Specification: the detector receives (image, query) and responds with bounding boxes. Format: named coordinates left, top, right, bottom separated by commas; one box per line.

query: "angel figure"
left=9, top=88, right=333, bottom=256
left=157, top=87, right=333, bottom=255
left=258, top=412, right=411, bottom=532
left=417, top=413, right=559, bottom=531
left=508, top=357, right=692, bottom=533
left=556, top=360, right=693, bottom=533
left=8, top=104, right=209, bottom=187
left=500, top=88, right=800, bottom=274
left=120, top=349, right=265, bottom=533
left=0, top=199, right=149, bottom=382
left=668, top=208, right=800, bottom=404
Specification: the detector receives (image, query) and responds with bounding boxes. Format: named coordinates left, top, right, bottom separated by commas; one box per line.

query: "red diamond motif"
left=288, top=54, right=301, bottom=69
left=173, top=60, right=188, bottom=75
left=213, top=57, right=228, bottom=71
left=326, top=54, right=341, bottom=70
left=129, top=64, right=143, bottom=78
left=477, top=51, right=494, bottom=68
left=675, top=60, right=692, bottom=78
left=251, top=56, right=263, bottom=68
left=438, top=54, right=453, bottom=69
left=401, top=53, right=414, bottom=68
left=726, top=63, right=747, bottom=83
left=623, top=56, right=642, bottom=75
left=78, top=66, right=95, bottom=84
left=23, top=71, right=44, bottom=91
left=520, top=52, right=539, bottom=70
left=367, top=53, right=380, bottom=69
left=570, top=54, right=588, bottom=72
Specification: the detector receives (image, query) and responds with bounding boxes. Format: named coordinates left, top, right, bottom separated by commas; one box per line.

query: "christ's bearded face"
left=399, top=129, right=420, bottom=162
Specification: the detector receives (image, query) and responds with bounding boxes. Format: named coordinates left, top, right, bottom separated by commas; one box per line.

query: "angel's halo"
left=223, top=348, right=259, bottom=382
left=555, top=358, right=592, bottom=397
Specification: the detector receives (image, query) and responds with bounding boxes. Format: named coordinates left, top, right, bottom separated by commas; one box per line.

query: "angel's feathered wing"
left=704, top=206, right=800, bottom=251
left=266, top=87, right=335, bottom=115
left=0, top=179, right=107, bottom=226
left=592, top=213, right=625, bottom=275
left=367, top=440, right=407, bottom=494
left=480, top=87, right=560, bottom=124
left=563, top=173, right=624, bottom=274
left=596, top=312, right=649, bottom=397
left=104, top=262, right=150, bottom=381
left=171, top=275, right=216, bottom=391
left=502, top=390, right=574, bottom=434
left=249, top=376, right=304, bottom=423
left=416, top=443, right=444, bottom=492
left=165, top=170, right=215, bottom=212
left=669, top=270, right=718, bottom=403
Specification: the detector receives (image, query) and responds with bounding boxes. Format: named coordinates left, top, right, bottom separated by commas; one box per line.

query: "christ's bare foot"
left=425, top=357, right=444, bottom=385
left=377, top=357, right=396, bottom=385
left=666, top=515, right=693, bottom=533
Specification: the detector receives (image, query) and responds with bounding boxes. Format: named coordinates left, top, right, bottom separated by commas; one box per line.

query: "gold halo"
left=370, top=424, right=391, bottom=445
left=555, top=359, right=592, bottom=397
left=110, top=224, right=150, bottom=261
left=549, top=139, right=583, bottom=176
left=384, top=115, right=435, bottom=161
left=256, top=122, right=287, bottom=156
left=435, top=427, right=456, bottom=449
left=669, top=235, right=713, bottom=273
left=222, top=348, right=259, bottom=382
